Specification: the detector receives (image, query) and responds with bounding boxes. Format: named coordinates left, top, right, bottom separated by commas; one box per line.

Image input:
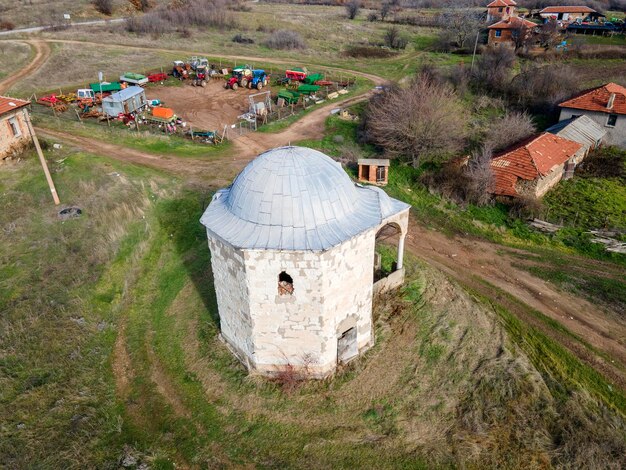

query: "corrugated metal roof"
left=546, top=115, right=606, bottom=149
left=559, top=83, right=626, bottom=115
left=0, top=95, right=29, bottom=116
left=102, top=86, right=145, bottom=103
left=200, top=146, right=410, bottom=251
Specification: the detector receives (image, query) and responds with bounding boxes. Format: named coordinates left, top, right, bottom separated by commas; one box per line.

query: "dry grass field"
left=0, top=41, right=32, bottom=81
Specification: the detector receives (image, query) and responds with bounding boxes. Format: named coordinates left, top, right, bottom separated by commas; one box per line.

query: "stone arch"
left=374, top=222, right=405, bottom=281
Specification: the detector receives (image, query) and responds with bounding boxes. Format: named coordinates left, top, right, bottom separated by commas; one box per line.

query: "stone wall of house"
left=560, top=108, right=626, bottom=148
left=1, top=110, right=29, bottom=162
left=207, top=235, right=254, bottom=364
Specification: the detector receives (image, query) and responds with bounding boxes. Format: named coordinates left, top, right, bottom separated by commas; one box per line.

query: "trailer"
left=120, top=72, right=149, bottom=86
left=102, top=86, right=148, bottom=117
left=89, top=82, right=122, bottom=94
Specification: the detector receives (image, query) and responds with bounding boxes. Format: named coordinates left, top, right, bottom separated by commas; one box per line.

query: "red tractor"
left=192, top=65, right=209, bottom=87
left=224, top=66, right=253, bottom=90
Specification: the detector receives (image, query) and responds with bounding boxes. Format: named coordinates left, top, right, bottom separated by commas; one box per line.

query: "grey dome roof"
left=200, top=146, right=410, bottom=251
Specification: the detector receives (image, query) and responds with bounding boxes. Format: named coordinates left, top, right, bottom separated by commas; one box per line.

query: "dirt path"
left=404, top=221, right=626, bottom=388
left=0, top=39, right=50, bottom=94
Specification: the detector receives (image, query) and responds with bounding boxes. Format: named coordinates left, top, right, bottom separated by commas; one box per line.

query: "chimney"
left=607, top=93, right=616, bottom=110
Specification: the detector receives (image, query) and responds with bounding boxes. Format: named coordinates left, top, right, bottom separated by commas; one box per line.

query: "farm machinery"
left=172, top=60, right=192, bottom=80
left=225, top=66, right=269, bottom=90
left=225, top=65, right=253, bottom=90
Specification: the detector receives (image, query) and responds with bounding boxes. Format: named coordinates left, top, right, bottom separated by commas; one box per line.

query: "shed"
left=546, top=115, right=606, bottom=155
left=358, top=158, right=390, bottom=186
left=102, top=86, right=147, bottom=117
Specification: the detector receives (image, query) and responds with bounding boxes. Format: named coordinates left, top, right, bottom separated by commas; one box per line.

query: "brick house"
left=490, top=132, right=585, bottom=198
left=487, top=16, right=537, bottom=47
left=358, top=159, right=390, bottom=186
left=486, top=0, right=517, bottom=23
left=0, top=96, right=31, bottom=163
left=558, top=83, right=626, bottom=148
left=539, top=6, right=595, bottom=22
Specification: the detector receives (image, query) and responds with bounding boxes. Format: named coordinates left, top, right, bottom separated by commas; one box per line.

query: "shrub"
left=485, top=111, right=536, bottom=152
left=383, top=26, right=408, bottom=49
left=264, top=30, right=306, bottom=50
left=343, top=45, right=396, bottom=58
left=0, top=19, right=14, bottom=30
left=577, top=146, right=626, bottom=180
left=508, top=195, right=544, bottom=220
left=508, top=64, right=579, bottom=113
left=232, top=33, right=254, bottom=44
left=364, top=74, right=469, bottom=167
left=345, top=0, right=361, bottom=20
left=93, top=0, right=113, bottom=15
left=368, top=11, right=378, bottom=22
left=473, top=46, right=516, bottom=94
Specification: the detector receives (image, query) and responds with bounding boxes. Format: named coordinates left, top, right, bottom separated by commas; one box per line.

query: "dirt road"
left=6, top=35, right=626, bottom=390
left=0, top=39, right=50, bottom=94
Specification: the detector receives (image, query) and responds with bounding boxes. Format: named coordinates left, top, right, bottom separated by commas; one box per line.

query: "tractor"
left=249, top=69, right=269, bottom=90
left=172, top=60, right=192, bottom=80
left=192, top=65, right=209, bottom=87
left=224, top=65, right=253, bottom=90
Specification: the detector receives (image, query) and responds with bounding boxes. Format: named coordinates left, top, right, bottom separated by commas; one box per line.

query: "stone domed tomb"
left=200, top=146, right=410, bottom=377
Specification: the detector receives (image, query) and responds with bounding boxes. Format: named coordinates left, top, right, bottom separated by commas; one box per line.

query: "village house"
left=486, top=0, right=517, bottom=22
left=0, top=96, right=31, bottom=163
left=546, top=115, right=606, bottom=155
left=490, top=132, right=585, bottom=198
left=558, top=82, right=626, bottom=148
left=487, top=16, right=537, bottom=47
left=538, top=6, right=596, bottom=22
left=200, top=146, right=410, bottom=378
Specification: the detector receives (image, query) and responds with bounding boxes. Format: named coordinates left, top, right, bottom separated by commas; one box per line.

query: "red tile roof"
left=0, top=96, right=30, bottom=117
left=490, top=133, right=583, bottom=196
left=488, top=16, right=536, bottom=29
left=487, top=0, right=517, bottom=7
left=559, top=82, right=626, bottom=115
left=540, top=6, right=595, bottom=13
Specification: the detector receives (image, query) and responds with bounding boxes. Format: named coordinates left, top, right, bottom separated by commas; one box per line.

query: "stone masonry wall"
left=1, top=110, right=29, bottom=162
left=207, top=235, right=254, bottom=363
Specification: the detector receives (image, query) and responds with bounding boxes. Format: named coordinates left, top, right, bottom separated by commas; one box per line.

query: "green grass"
left=582, top=34, right=626, bottom=46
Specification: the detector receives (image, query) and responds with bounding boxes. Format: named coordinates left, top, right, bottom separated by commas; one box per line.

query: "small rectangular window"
left=495, top=30, right=502, bottom=37
left=606, top=114, right=618, bottom=127
left=8, top=117, right=20, bottom=137
left=376, top=166, right=385, bottom=182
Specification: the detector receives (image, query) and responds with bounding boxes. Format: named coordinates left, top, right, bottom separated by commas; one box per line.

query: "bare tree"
left=465, top=145, right=495, bottom=206
left=92, top=0, right=113, bottom=15
left=364, top=75, right=469, bottom=167
left=511, top=23, right=534, bottom=51
left=485, top=111, right=536, bottom=152
left=509, top=64, right=579, bottom=112
left=345, top=0, right=361, bottom=20
left=473, top=46, right=516, bottom=93
left=380, top=2, right=391, bottom=21
left=538, top=20, right=561, bottom=49
left=438, top=8, right=484, bottom=49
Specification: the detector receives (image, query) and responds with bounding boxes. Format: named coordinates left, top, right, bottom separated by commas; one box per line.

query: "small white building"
left=102, top=86, right=147, bottom=117
left=200, top=146, right=410, bottom=377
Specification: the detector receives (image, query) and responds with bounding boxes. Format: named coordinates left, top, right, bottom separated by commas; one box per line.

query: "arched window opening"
left=278, top=271, right=294, bottom=296
left=374, top=223, right=403, bottom=282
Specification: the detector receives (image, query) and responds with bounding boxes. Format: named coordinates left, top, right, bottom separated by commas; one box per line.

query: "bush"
left=577, top=146, right=626, bottom=180
left=264, top=30, right=306, bottom=50
left=232, top=33, right=254, bottom=44
left=508, top=195, right=544, bottom=220
left=346, top=0, right=361, bottom=20
left=93, top=0, right=113, bottom=15
left=343, top=45, right=396, bottom=58
left=125, top=0, right=236, bottom=35
left=485, top=111, right=536, bottom=152
left=508, top=64, right=579, bottom=113
left=383, top=26, right=408, bottom=49
left=368, top=11, right=378, bottom=22
left=0, top=19, right=15, bottom=30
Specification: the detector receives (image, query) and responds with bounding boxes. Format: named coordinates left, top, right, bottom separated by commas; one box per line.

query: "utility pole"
left=470, top=29, right=481, bottom=74
left=22, top=108, right=60, bottom=205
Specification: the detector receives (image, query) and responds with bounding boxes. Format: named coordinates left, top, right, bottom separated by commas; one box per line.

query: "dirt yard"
left=145, top=79, right=272, bottom=132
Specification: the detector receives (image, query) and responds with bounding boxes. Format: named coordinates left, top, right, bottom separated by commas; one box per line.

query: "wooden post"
left=23, top=109, right=60, bottom=205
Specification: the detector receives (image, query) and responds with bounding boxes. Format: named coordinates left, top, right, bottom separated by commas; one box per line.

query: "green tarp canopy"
left=303, top=73, right=324, bottom=84
left=89, top=82, right=122, bottom=93
left=297, top=84, right=321, bottom=94
left=122, top=72, right=146, bottom=80
left=278, top=89, right=300, bottom=104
